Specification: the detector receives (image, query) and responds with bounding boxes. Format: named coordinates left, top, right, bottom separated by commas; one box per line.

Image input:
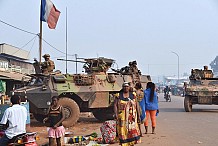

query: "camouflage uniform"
left=202, top=66, right=213, bottom=78
left=41, top=54, right=55, bottom=74
left=130, top=61, right=140, bottom=83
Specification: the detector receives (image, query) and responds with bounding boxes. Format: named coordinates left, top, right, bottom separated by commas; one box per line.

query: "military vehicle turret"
left=184, top=66, right=218, bottom=112
left=12, top=57, right=151, bottom=127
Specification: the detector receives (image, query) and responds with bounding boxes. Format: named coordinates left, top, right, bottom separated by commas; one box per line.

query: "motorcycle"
left=164, top=91, right=171, bottom=102
left=0, top=125, right=38, bottom=146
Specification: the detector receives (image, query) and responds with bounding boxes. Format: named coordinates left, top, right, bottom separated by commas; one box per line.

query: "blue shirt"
left=143, top=88, right=159, bottom=110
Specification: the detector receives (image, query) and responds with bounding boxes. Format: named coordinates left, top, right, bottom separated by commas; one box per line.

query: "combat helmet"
left=43, top=54, right=50, bottom=58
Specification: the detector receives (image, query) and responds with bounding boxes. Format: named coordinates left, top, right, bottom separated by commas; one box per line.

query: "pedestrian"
left=114, top=82, right=141, bottom=146
left=43, top=96, right=65, bottom=146
left=143, top=82, right=159, bottom=134
left=0, top=95, right=27, bottom=146
left=139, top=82, right=152, bottom=134
left=134, top=82, right=145, bottom=137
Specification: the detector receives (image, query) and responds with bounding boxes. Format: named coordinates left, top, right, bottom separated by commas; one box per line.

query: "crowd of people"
left=0, top=81, right=158, bottom=146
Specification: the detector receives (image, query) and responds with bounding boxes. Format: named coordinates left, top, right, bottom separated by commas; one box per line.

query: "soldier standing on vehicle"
left=203, top=65, right=213, bottom=78
left=132, top=61, right=139, bottom=73
left=41, top=54, right=55, bottom=74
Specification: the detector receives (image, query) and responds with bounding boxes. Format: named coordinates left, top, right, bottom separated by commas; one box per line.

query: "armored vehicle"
left=12, top=57, right=151, bottom=127
left=184, top=66, right=218, bottom=112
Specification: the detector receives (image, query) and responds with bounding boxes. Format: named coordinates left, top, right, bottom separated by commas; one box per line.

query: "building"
left=0, top=43, right=34, bottom=96
left=210, top=56, right=218, bottom=77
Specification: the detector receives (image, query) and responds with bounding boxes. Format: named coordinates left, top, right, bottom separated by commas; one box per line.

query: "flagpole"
left=39, top=0, right=43, bottom=63
left=65, top=7, right=68, bottom=74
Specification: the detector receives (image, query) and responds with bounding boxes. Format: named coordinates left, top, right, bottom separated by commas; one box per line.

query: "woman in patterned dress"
left=114, top=82, right=141, bottom=146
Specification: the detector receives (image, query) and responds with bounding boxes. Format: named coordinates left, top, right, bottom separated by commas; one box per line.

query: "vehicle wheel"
left=169, top=96, right=172, bottom=102
left=184, top=96, right=192, bottom=112
left=33, top=113, right=46, bottom=123
left=59, top=97, right=80, bottom=127
left=92, top=108, right=114, bottom=121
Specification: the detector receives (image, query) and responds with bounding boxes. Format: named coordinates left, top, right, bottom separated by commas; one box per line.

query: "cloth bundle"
left=100, top=120, right=116, bottom=144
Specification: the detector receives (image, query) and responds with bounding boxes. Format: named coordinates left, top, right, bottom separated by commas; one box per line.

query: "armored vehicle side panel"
left=13, top=58, right=151, bottom=127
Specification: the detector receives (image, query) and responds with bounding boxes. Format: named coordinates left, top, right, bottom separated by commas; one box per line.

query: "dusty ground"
left=27, top=94, right=218, bottom=146
left=27, top=112, right=173, bottom=146
left=27, top=113, right=103, bottom=146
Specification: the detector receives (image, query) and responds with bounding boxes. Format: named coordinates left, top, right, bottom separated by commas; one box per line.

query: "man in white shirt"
left=0, top=95, right=27, bottom=146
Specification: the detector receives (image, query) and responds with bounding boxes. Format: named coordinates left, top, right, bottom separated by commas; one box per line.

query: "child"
left=43, top=96, right=65, bottom=146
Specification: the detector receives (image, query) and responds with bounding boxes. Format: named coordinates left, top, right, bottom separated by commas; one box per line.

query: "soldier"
left=203, top=65, right=213, bottom=78
left=190, top=69, right=201, bottom=80
left=131, top=61, right=140, bottom=83
left=41, top=54, right=55, bottom=74
left=132, top=61, right=139, bottom=74
left=204, top=66, right=208, bottom=70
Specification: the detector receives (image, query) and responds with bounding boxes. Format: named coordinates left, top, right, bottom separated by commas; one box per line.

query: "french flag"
left=40, top=0, right=61, bottom=29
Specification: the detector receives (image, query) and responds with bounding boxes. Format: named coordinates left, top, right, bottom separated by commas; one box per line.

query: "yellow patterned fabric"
left=117, top=92, right=141, bottom=146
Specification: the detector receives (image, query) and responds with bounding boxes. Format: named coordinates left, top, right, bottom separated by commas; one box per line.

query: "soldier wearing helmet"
left=41, top=54, right=55, bottom=74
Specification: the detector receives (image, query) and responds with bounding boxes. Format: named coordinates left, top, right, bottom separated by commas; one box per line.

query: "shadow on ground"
left=160, top=108, right=184, bottom=112
left=192, top=109, right=218, bottom=113
left=30, top=113, right=102, bottom=127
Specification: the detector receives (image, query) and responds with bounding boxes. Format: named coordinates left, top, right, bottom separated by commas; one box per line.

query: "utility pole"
left=39, top=0, right=43, bottom=63
left=171, top=51, right=180, bottom=85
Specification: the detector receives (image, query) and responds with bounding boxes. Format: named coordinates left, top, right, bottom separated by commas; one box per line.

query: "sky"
left=1, top=0, right=218, bottom=80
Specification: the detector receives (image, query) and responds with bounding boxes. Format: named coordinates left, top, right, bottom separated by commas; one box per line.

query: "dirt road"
left=29, top=112, right=175, bottom=146
left=27, top=113, right=103, bottom=145
left=28, top=96, right=177, bottom=146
